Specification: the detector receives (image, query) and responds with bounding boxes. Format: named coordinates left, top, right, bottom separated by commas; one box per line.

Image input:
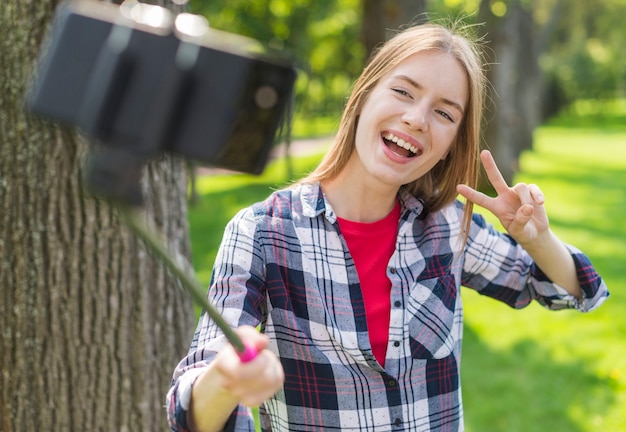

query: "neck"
left=322, top=172, right=399, bottom=223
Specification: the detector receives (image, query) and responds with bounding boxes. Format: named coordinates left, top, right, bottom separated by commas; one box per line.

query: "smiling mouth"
left=382, top=132, right=422, bottom=158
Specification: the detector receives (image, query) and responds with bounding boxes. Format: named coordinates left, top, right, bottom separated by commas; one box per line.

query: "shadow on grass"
left=547, top=114, right=626, bottom=131
left=547, top=212, right=626, bottom=275
left=520, top=160, right=625, bottom=194
left=461, top=325, right=616, bottom=432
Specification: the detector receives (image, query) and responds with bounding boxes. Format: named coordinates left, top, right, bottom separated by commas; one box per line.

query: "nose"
left=402, top=101, right=429, bottom=131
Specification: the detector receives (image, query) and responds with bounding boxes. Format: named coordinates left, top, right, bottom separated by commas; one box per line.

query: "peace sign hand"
left=456, top=150, right=550, bottom=246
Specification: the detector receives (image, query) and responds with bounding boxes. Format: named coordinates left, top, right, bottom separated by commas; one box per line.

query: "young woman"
left=166, top=22, right=609, bottom=432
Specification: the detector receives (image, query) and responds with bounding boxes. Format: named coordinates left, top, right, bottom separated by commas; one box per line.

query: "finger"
left=216, top=329, right=269, bottom=378
left=528, top=184, right=545, bottom=205
left=480, top=150, right=510, bottom=194
left=219, top=346, right=272, bottom=384
left=506, top=204, right=534, bottom=235
left=456, top=184, right=494, bottom=211
left=237, top=352, right=284, bottom=406
left=512, top=183, right=532, bottom=207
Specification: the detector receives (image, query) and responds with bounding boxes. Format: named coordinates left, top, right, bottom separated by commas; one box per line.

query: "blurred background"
left=184, top=1, right=626, bottom=431
left=188, top=0, right=626, bottom=183
left=1, top=0, right=624, bottom=431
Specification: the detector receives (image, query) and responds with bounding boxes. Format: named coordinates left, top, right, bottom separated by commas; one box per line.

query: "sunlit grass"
left=187, top=106, right=626, bottom=431
left=463, top=119, right=626, bottom=432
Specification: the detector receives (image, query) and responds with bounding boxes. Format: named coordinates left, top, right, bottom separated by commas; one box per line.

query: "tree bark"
left=0, top=1, right=195, bottom=430
left=362, top=0, right=428, bottom=58
left=479, top=0, right=523, bottom=185
left=478, top=0, right=563, bottom=185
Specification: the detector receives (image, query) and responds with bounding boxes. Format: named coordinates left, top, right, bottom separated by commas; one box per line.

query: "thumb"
left=507, top=204, right=533, bottom=234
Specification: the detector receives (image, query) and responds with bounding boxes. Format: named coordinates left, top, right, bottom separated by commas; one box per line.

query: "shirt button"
left=387, top=379, right=397, bottom=387
left=394, top=418, right=402, bottom=426
left=393, top=341, right=400, bottom=347
left=394, top=300, right=401, bottom=308
left=389, top=267, right=397, bottom=274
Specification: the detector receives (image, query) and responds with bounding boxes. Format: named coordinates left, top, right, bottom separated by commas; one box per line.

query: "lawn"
left=461, top=114, right=626, bottom=431
left=186, top=104, right=626, bottom=431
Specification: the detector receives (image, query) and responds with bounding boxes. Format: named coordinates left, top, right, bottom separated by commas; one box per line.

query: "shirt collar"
left=299, top=182, right=426, bottom=222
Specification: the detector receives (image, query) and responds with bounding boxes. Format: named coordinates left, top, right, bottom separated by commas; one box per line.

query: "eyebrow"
left=394, top=74, right=465, bottom=115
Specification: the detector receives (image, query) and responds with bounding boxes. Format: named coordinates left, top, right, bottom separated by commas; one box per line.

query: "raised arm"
left=457, top=150, right=582, bottom=299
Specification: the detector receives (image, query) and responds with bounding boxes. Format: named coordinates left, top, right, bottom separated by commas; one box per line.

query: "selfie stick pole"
left=119, top=204, right=258, bottom=363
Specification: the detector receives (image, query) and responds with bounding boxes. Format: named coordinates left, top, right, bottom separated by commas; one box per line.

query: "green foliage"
left=546, top=98, right=626, bottom=130
left=186, top=0, right=626, bottom=122
left=291, top=114, right=339, bottom=139
left=539, top=0, right=626, bottom=103
left=430, top=0, right=480, bottom=17
left=188, top=0, right=364, bottom=118
left=187, top=104, right=626, bottom=431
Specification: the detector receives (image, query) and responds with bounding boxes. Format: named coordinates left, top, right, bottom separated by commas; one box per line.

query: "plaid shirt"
left=167, top=182, right=608, bottom=432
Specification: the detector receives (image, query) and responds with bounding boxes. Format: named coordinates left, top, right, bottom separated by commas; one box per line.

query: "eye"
left=392, top=87, right=411, bottom=98
left=436, top=109, right=455, bottom=123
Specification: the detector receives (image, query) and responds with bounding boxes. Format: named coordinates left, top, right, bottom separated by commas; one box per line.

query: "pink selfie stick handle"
left=237, top=342, right=258, bottom=363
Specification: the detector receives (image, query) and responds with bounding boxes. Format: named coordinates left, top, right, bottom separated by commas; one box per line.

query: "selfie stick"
left=26, top=0, right=297, bottom=364
left=120, top=205, right=257, bottom=362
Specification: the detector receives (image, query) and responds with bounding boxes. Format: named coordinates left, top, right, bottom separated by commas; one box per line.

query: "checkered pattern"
left=167, top=183, right=608, bottom=432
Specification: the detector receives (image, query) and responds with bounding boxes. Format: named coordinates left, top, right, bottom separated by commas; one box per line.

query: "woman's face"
left=352, top=50, right=469, bottom=189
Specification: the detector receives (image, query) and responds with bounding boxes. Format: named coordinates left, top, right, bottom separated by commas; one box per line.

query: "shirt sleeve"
left=461, top=212, right=609, bottom=312
left=166, top=207, right=266, bottom=432
left=165, top=347, right=257, bottom=432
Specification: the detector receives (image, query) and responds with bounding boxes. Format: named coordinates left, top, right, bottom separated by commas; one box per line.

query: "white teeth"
left=384, top=132, right=418, bottom=154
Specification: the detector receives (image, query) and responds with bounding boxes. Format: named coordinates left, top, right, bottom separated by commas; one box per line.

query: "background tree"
left=476, top=0, right=563, bottom=183
left=361, top=0, right=427, bottom=56
left=542, top=0, right=626, bottom=107
left=189, top=0, right=625, bottom=182
left=0, top=0, right=196, bottom=430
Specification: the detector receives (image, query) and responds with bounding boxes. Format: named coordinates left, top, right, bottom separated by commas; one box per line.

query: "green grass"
left=187, top=106, right=626, bottom=431
left=462, top=123, right=626, bottom=432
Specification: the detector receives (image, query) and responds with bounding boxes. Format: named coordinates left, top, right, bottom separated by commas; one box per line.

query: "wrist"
left=519, top=228, right=555, bottom=253
left=189, top=365, right=239, bottom=432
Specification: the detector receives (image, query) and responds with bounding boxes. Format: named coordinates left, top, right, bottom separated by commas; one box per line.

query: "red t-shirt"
left=337, top=200, right=400, bottom=366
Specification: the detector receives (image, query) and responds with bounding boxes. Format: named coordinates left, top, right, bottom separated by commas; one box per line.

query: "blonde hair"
left=300, top=22, right=487, bottom=242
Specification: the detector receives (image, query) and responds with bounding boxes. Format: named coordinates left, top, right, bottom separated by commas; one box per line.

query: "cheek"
left=438, top=126, right=461, bottom=156
left=440, top=139, right=455, bottom=160
left=354, top=109, right=381, bottom=143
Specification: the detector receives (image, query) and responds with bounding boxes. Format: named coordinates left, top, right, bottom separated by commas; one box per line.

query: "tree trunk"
left=362, top=0, right=428, bottom=58
left=0, top=1, right=196, bottom=430
left=478, top=0, right=562, bottom=186
left=479, top=0, right=524, bottom=185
